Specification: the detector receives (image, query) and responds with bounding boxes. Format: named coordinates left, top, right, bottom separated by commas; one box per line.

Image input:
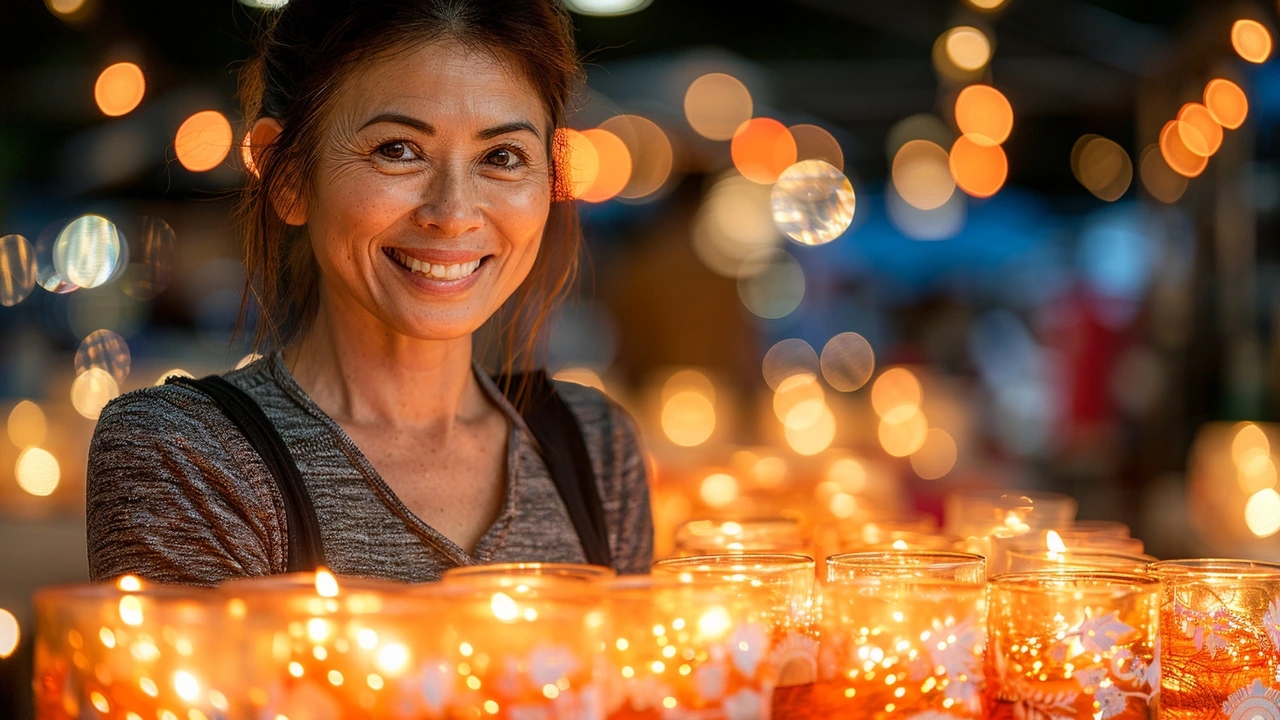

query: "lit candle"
left=33, top=576, right=241, bottom=720
left=652, top=553, right=817, bottom=717
left=1001, top=549, right=1155, bottom=575
left=815, top=551, right=987, bottom=718
left=442, top=562, right=617, bottom=584
left=985, top=572, right=1159, bottom=720
left=944, top=490, right=1078, bottom=574
left=601, top=575, right=776, bottom=718
left=673, top=517, right=809, bottom=557
left=1151, top=559, right=1280, bottom=720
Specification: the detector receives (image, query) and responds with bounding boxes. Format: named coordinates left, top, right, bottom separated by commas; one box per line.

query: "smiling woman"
left=85, top=0, right=653, bottom=586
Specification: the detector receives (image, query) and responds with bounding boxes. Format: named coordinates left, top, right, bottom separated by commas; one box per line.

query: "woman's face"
left=299, top=39, right=552, bottom=341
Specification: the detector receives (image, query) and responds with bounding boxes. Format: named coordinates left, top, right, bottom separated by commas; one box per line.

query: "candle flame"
left=892, top=539, right=908, bottom=550
left=698, top=606, right=732, bottom=639
left=721, top=521, right=743, bottom=536
left=315, top=568, right=339, bottom=598
left=490, top=592, right=519, bottom=621
left=116, top=575, right=142, bottom=592
left=1046, top=530, right=1067, bottom=554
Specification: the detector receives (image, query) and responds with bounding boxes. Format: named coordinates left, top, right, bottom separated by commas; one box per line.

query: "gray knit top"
left=86, top=353, right=654, bottom=586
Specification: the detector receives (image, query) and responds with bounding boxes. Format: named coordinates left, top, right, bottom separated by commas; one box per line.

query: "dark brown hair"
left=236, top=0, right=582, bottom=388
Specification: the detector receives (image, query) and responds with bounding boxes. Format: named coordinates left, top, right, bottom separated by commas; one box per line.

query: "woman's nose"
left=410, top=166, right=483, bottom=238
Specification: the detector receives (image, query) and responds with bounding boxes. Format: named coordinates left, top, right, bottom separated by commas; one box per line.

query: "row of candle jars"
left=32, top=556, right=1280, bottom=719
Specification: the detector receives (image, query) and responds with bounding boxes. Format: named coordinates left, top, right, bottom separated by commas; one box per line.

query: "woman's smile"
left=382, top=246, right=493, bottom=294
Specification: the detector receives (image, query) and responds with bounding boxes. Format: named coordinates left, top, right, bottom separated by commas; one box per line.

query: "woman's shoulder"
left=551, top=379, right=641, bottom=446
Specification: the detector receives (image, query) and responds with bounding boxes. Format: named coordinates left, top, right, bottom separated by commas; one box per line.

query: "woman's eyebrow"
left=359, top=113, right=436, bottom=134
left=476, top=121, right=540, bottom=141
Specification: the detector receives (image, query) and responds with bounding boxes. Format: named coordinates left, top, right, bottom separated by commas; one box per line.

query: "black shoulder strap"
left=500, top=371, right=614, bottom=570
left=167, top=374, right=327, bottom=573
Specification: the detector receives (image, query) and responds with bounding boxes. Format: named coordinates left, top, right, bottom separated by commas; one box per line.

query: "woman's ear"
left=250, top=117, right=308, bottom=227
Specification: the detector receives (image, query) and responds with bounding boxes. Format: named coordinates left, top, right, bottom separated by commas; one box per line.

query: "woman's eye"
left=485, top=148, right=522, bottom=169
left=376, top=142, right=418, bottom=161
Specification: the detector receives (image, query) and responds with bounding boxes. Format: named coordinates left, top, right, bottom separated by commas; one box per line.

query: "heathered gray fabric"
left=86, top=353, right=654, bottom=586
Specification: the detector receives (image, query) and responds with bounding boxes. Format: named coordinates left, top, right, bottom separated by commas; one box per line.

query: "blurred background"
left=3, top=0, right=1280, bottom=713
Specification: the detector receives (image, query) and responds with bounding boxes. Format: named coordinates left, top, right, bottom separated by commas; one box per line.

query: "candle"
left=421, top=573, right=607, bottom=718
left=652, top=553, right=817, bottom=718
left=673, top=517, right=809, bottom=557
left=1151, top=559, right=1280, bottom=720
left=985, top=572, right=1159, bottom=720
left=225, top=571, right=443, bottom=719
left=814, top=551, right=987, bottom=718
left=600, top=575, right=776, bottom=718
left=1000, top=549, right=1156, bottom=575
left=944, top=490, right=1078, bottom=574
left=33, top=576, right=241, bottom=720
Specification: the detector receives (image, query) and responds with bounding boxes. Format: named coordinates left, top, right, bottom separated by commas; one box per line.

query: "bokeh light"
left=879, top=407, right=929, bottom=457
left=0, top=234, right=38, bottom=307
left=71, top=367, right=120, bottom=420
left=175, top=110, right=234, bottom=172
left=692, top=173, right=780, bottom=277
left=16, top=447, right=60, bottom=497
left=871, top=367, right=922, bottom=417
left=785, top=404, right=836, bottom=456
left=560, top=128, right=599, bottom=199
left=965, top=0, right=1008, bottom=9
left=699, top=473, right=739, bottom=508
left=578, top=128, right=632, bottom=203
left=789, top=124, right=843, bottom=172
left=730, top=119, right=797, bottom=186
left=820, top=332, right=875, bottom=392
left=949, top=135, right=1008, bottom=197
left=661, top=390, right=716, bottom=447
left=94, top=62, right=145, bottom=117
left=599, top=114, right=673, bottom=200
left=34, top=219, right=78, bottom=294
left=892, top=140, right=955, bottom=210
left=553, top=367, right=606, bottom=393
left=827, top=456, right=867, bottom=493
left=0, top=608, right=16, bottom=658
left=122, top=216, right=176, bottom=301
left=1204, top=78, right=1248, bottom=130
left=886, top=114, right=952, bottom=159
left=1070, top=135, right=1132, bottom=202
left=910, top=428, right=958, bottom=480
left=770, top=159, right=855, bottom=246
left=46, top=0, right=88, bottom=17
left=8, top=401, right=47, bottom=449
left=887, top=183, right=967, bottom=241
left=53, top=214, right=122, bottom=289
left=1231, top=19, right=1272, bottom=64
left=1238, top=454, right=1276, bottom=494
left=773, top=372, right=825, bottom=428
left=1176, top=103, right=1223, bottom=157
left=737, top=250, right=805, bottom=319
left=1159, top=119, right=1207, bottom=178
left=944, top=27, right=992, bottom=72
left=1138, top=144, right=1188, bottom=203
left=662, top=369, right=716, bottom=404
left=762, top=338, right=819, bottom=391
left=155, top=368, right=193, bottom=386
left=76, top=329, right=132, bottom=384
left=1231, top=422, right=1269, bottom=464
left=955, top=84, right=1013, bottom=146
left=1244, top=488, right=1280, bottom=538
left=684, top=73, right=753, bottom=141
left=563, top=0, right=651, bottom=15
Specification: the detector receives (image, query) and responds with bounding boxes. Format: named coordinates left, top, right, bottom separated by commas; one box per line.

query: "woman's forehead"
left=334, top=39, right=548, bottom=134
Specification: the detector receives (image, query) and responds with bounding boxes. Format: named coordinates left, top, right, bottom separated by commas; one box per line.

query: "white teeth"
left=389, top=249, right=483, bottom=280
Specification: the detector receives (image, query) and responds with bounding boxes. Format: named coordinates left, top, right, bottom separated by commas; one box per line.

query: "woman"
left=86, top=0, right=653, bottom=585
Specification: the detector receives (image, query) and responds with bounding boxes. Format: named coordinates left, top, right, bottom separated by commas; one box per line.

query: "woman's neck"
left=282, top=290, right=489, bottom=431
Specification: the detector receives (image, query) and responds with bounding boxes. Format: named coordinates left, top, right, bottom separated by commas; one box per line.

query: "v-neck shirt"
left=86, top=352, right=653, bottom=585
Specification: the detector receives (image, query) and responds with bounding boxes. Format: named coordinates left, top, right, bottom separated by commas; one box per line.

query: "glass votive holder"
left=945, top=490, right=1078, bottom=573
left=815, top=552, right=987, bottom=718
left=428, top=574, right=607, bottom=718
left=33, top=576, right=241, bottom=720
left=600, top=575, right=776, bottom=718
left=652, top=554, right=818, bottom=686
left=1151, top=559, right=1280, bottom=720
left=673, top=517, right=809, bottom=557
left=1000, top=549, right=1156, bottom=575
left=985, top=572, right=1160, bottom=720
left=442, top=562, right=617, bottom=584
left=223, top=571, right=448, bottom=719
